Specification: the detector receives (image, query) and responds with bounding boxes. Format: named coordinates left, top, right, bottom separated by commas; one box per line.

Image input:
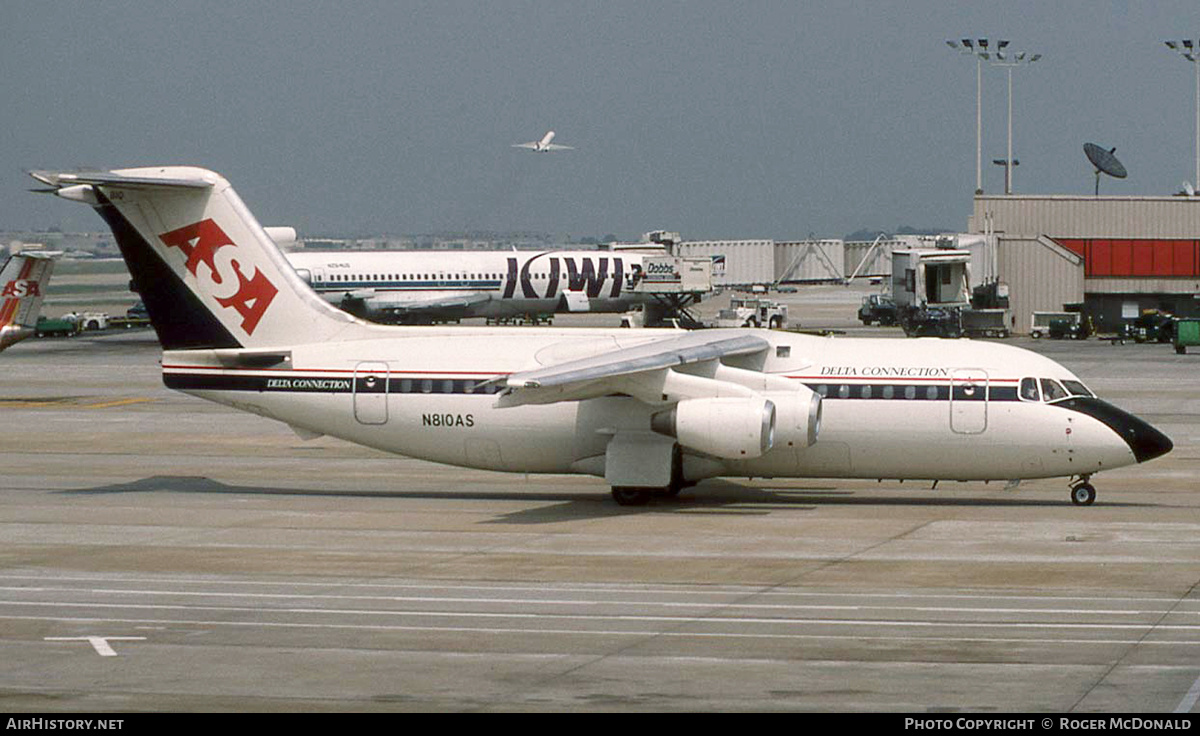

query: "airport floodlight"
left=992, top=158, right=1020, bottom=195
left=948, top=38, right=1009, bottom=194
left=1164, top=39, right=1200, bottom=188
left=990, top=50, right=1042, bottom=194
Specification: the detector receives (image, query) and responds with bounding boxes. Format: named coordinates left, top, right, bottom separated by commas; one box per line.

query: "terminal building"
left=969, top=194, right=1200, bottom=333
left=673, top=192, right=1200, bottom=335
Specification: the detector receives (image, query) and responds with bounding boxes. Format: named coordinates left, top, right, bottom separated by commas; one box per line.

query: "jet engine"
left=765, top=388, right=822, bottom=449
left=651, top=397, right=776, bottom=459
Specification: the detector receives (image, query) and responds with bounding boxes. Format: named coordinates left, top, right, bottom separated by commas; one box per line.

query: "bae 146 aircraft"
left=30, top=166, right=1172, bottom=506
left=0, top=250, right=58, bottom=351
left=284, top=248, right=656, bottom=324
left=512, top=130, right=573, bottom=152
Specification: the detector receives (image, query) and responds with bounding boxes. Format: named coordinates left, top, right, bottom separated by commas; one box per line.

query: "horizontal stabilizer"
left=28, top=169, right=214, bottom=190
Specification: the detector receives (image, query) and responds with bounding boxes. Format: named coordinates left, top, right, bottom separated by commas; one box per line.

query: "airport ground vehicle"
left=1031, top=312, right=1080, bottom=340
left=63, top=311, right=110, bottom=331
left=1175, top=318, right=1200, bottom=354
left=714, top=297, right=788, bottom=328
left=32, top=165, right=1173, bottom=507
left=959, top=308, right=1009, bottom=338
left=1127, top=311, right=1175, bottom=344
left=34, top=315, right=79, bottom=338
left=857, top=293, right=897, bottom=326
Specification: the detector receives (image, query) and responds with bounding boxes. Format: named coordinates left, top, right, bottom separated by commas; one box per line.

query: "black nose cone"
left=1062, top=397, right=1173, bottom=463
left=1126, top=419, right=1174, bottom=463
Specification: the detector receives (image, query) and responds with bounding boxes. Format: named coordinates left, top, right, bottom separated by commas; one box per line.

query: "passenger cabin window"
left=1020, top=377, right=1040, bottom=402
left=1040, top=378, right=1068, bottom=402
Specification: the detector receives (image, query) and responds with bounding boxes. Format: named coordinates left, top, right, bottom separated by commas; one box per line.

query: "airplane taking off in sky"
left=0, top=250, right=58, bottom=351
left=285, top=248, right=661, bottom=323
left=512, top=130, right=573, bottom=152
left=31, top=166, right=1172, bottom=506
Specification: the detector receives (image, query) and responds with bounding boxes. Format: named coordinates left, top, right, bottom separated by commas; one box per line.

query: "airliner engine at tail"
left=31, top=167, right=1172, bottom=505
left=513, top=130, right=573, bottom=152
left=0, top=250, right=58, bottom=351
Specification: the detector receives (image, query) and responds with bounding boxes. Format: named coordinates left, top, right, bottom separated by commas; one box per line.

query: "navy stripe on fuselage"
left=804, top=383, right=1015, bottom=402
left=164, top=371, right=1020, bottom=402
left=164, top=372, right=504, bottom=395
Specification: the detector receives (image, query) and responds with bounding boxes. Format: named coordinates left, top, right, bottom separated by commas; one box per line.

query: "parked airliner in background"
left=31, top=166, right=1172, bottom=506
left=513, top=130, right=573, bottom=152
left=0, top=250, right=58, bottom=351
left=285, top=248, right=654, bottom=323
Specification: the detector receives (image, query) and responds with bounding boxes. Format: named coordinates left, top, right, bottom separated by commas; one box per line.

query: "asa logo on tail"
left=159, top=219, right=278, bottom=335
left=1, top=280, right=41, bottom=298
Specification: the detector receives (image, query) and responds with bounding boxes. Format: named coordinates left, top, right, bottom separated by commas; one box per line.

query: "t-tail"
left=29, top=167, right=371, bottom=350
left=0, top=250, right=59, bottom=351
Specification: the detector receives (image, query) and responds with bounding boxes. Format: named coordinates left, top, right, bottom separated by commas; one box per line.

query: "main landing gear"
left=1070, top=475, right=1096, bottom=506
left=610, top=481, right=687, bottom=506
left=610, top=448, right=688, bottom=506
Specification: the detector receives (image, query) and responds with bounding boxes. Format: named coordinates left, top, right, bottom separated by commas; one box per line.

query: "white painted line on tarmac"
left=1176, top=671, right=1200, bottom=713
left=43, top=635, right=145, bottom=656
left=13, top=615, right=1200, bottom=648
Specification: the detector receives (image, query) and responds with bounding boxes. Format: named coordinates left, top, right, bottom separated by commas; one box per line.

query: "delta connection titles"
left=904, top=718, right=1192, bottom=731
left=819, top=365, right=950, bottom=377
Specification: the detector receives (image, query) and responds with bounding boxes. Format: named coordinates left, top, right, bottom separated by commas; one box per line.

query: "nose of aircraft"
left=1064, top=397, right=1173, bottom=463
left=1119, top=413, right=1174, bottom=463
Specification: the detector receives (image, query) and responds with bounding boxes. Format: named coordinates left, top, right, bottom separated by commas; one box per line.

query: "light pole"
left=992, top=158, right=1019, bottom=195
left=1164, top=40, right=1200, bottom=190
left=991, top=51, right=1041, bottom=194
left=947, top=38, right=1008, bottom=194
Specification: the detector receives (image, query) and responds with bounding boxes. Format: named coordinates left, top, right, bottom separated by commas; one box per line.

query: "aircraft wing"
left=511, top=142, right=541, bottom=150
left=496, top=330, right=770, bottom=407
left=541, top=144, right=574, bottom=151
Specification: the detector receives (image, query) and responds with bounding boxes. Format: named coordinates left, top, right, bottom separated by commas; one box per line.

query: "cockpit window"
left=1040, top=378, right=1069, bottom=402
left=1019, top=377, right=1040, bottom=402
left=1061, top=380, right=1094, bottom=398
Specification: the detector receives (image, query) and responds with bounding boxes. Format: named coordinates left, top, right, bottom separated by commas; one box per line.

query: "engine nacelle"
left=651, top=397, right=776, bottom=459
left=764, top=387, right=822, bottom=449
left=263, top=227, right=298, bottom=248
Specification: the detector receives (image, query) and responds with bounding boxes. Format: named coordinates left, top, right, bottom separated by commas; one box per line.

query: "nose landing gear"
left=1070, top=476, right=1096, bottom=506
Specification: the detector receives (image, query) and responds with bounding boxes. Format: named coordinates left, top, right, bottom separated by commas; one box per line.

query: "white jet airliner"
left=30, top=166, right=1172, bottom=506
left=0, top=250, right=59, bottom=351
left=512, top=130, right=573, bottom=152
left=285, top=249, right=653, bottom=324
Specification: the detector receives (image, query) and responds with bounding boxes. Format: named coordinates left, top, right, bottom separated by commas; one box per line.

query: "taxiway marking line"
left=82, top=398, right=155, bottom=409
left=1177, top=671, right=1200, bottom=713
left=9, top=614, right=1200, bottom=648
left=4, top=600, right=1200, bottom=632
left=43, top=635, right=146, bottom=656
left=0, top=574, right=1192, bottom=607
left=0, top=586, right=1161, bottom=617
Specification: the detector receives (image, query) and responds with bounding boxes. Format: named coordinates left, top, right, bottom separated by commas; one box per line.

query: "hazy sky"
left=3, top=1, right=1198, bottom=240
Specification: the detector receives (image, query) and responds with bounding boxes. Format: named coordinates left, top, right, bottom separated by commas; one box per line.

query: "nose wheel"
left=1070, top=478, right=1096, bottom=506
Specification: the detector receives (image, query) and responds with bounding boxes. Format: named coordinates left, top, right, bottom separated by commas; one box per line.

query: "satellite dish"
left=1084, top=142, right=1127, bottom=195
